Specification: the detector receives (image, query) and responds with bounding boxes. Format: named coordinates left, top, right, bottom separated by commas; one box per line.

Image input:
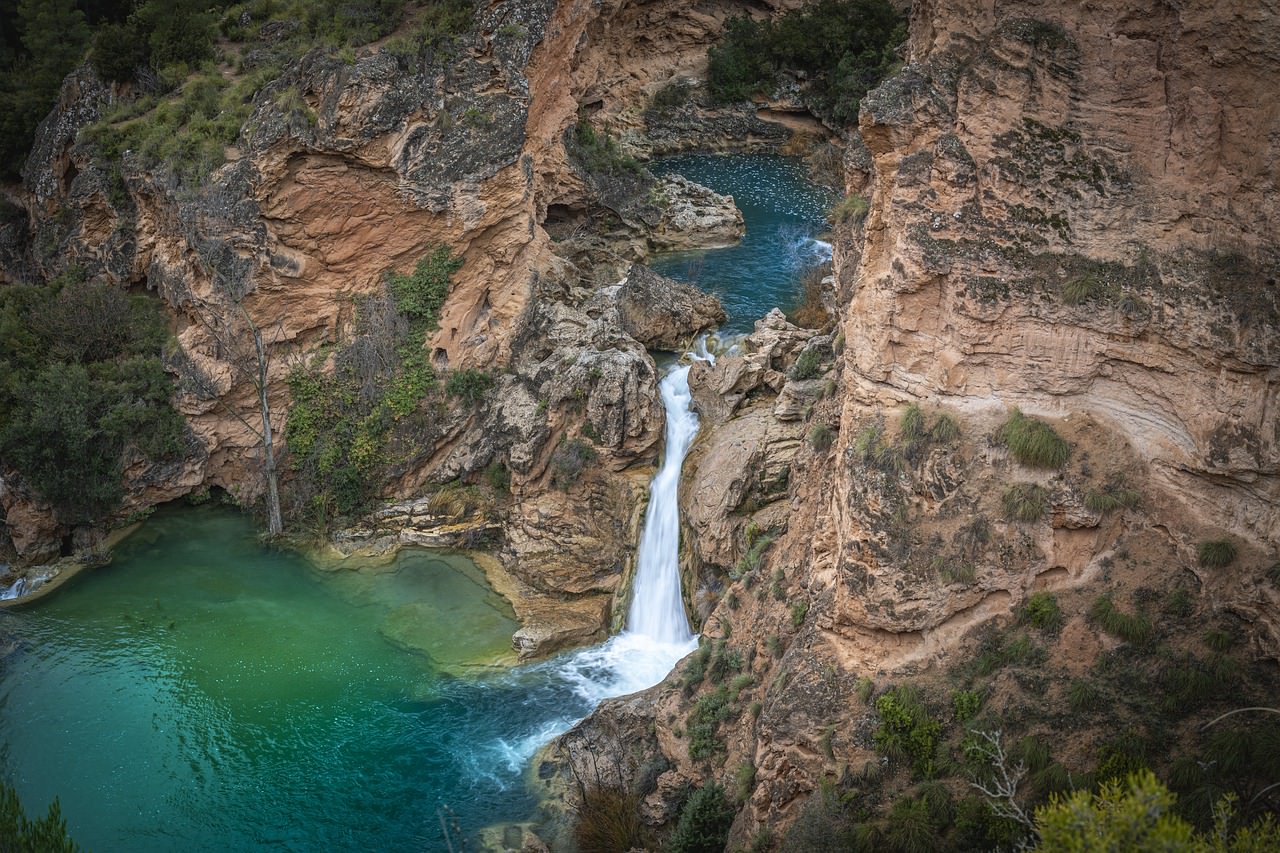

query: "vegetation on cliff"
left=707, top=0, right=906, bottom=125
left=0, top=268, right=184, bottom=524
left=0, top=782, right=82, bottom=853
left=284, top=246, right=476, bottom=527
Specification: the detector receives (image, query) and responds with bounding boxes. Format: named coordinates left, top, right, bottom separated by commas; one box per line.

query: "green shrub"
left=707, top=0, right=906, bottom=125
left=445, top=368, right=494, bottom=406
left=971, top=630, right=1046, bottom=676
left=951, top=689, right=982, bottom=722
left=790, top=348, right=824, bottom=380
left=0, top=781, right=82, bottom=853
left=885, top=795, right=941, bottom=853
left=1062, top=272, right=1117, bottom=305
left=0, top=277, right=184, bottom=523
left=856, top=676, right=875, bottom=703
left=900, top=403, right=926, bottom=441
left=484, top=460, right=510, bottom=493
left=1018, top=592, right=1064, bottom=632
left=1090, top=595, right=1155, bottom=646
left=1197, top=539, right=1237, bottom=568
left=997, top=408, right=1070, bottom=469
left=668, top=782, right=735, bottom=853
left=1002, top=483, right=1048, bottom=522
left=387, top=245, right=462, bottom=331
left=1163, top=585, right=1195, bottom=617
left=780, top=783, right=855, bottom=853
left=550, top=438, right=598, bottom=489
left=874, top=686, right=941, bottom=778
left=790, top=599, right=809, bottom=627
left=568, top=118, right=640, bottom=177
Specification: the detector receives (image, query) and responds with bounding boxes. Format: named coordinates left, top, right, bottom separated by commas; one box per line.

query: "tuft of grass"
left=734, top=762, right=757, bottom=803
left=856, top=676, right=875, bottom=704
left=1002, top=483, right=1048, bottom=522
left=1068, top=678, right=1104, bottom=712
left=951, top=689, right=982, bottom=723
left=1084, top=483, right=1143, bottom=512
left=1163, top=585, right=1195, bottom=617
left=1062, top=273, right=1117, bottom=305
left=930, top=412, right=961, bottom=443
left=808, top=423, right=834, bottom=453
left=900, top=403, right=926, bottom=441
left=997, top=408, right=1070, bottom=469
left=1090, top=595, right=1155, bottom=645
left=574, top=785, right=650, bottom=853
left=831, top=193, right=869, bottom=224
left=1197, top=539, right=1237, bottom=568
left=790, top=600, right=809, bottom=627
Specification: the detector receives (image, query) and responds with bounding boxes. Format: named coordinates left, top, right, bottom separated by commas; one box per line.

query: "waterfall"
left=625, top=364, right=699, bottom=644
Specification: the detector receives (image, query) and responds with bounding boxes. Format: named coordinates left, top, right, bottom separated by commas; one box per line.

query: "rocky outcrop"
left=596, top=263, right=726, bottom=351
left=648, top=174, right=744, bottom=251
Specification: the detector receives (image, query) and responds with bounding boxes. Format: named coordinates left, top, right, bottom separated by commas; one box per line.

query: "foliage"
left=550, top=438, right=598, bottom=490
left=1002, top=482, right=1048, bottom=522
left=286, top=248, right=461, bottom=522
left=831, top=193, right=869, bottom=224
left=0, top=0, right=90, bottom=179
left=997, top=408, right=1070, bottom=469
left=568, top=117, right=641, bottom=177
left=952, top=689, right=982, bottom=723
left=484, top=459, right=510, bottom=493
left=735, top=762, right=757, bottom=803
left=1018, top=592, right=1064, bottom=633
left=384, top=0, right=472, bottom=65
left=808, top=423, right=834, bottom=452
left=0, top=275, right=183, bottom=523
left=387, top=245, right=463, bottom=331
left=1084, top=480, right=1143, bottom=513
left=874, top=686, right=942, bottom=779
left=780, top=783, right=854, bottom=853
left=0, top=781, right=82, bottom=853
left=687, top=686, right=733, bottom=762
left=667, top=782, right=735, bottom=853
left=445, top=368, right=494, bottom=406
left=971, top=630, right=1046, bottom=677
left=1035, top=770, right=1280, bottom=852
left=707, top=0, right=906, bottom=125
left=790, top=347, right=824, bottom=379
left=573, top=784, right=649, bottom=853
left=1090, top=595, right=1155, bottom=646
left=790, top=599, right=809, bottom=627
left=885, top=794, right=941, bottom=853
left=1197, top=539, right=1237, bottom=569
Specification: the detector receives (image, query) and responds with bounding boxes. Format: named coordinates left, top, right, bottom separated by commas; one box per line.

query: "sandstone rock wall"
left=842, top=0, right=1280, bottom=550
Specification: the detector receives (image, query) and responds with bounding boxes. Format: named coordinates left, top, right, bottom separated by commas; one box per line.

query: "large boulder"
left=593, top=263, right=725, bottom=351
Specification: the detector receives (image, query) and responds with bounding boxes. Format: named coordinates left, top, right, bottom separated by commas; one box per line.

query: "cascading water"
left=626, top=363, right=700, bottom=644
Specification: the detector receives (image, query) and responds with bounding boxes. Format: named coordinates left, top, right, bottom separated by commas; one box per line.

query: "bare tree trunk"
left=250, top=322, right=283, bottom=537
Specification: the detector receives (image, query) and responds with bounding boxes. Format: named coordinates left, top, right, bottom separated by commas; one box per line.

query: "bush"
left=484, top=460, right=510, bottom=493
left=0, top=276, right=184, bottom=523
left=885, top=795, right=941, bottom=853
left=1002, top=483, right=1048, bottom=522
left=550, top=438, right=598, bottom=489
left=445, top=368, right=494, bottom=406
left=874, top=686, right=941, bottom=778
left=951, top=689, right=982, bottom=723
left=568, top=118, right=640, bottom=177
left=997, top=408, right=1070, bottom=469
left=668, top=782, right=735, bottom=853
left=790, top=599, right=809, bottom=627
left=1018, top=592, right=1064, bottom=632
left=780, top=783, right=854, bottom=853
left=1197, top=539, right=1237, bottom=568
left=707, top=0, right=906, bottom=125
left=387, top=245, right=462, bottom=330
left=790, top=347, right=824, bottom=379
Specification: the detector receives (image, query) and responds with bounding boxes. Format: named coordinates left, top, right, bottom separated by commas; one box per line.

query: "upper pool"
left=649, top=153, right=834, bottom=335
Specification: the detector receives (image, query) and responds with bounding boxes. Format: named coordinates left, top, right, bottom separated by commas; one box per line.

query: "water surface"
left=650, top=153, right=834, bottom=334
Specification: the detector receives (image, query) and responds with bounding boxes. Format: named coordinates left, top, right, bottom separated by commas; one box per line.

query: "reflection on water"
left=650, top=153, right=834, bottom=334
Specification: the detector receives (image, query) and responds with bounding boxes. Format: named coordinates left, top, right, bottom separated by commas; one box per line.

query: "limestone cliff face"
left=843, top=0, right=1279, bottom=546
